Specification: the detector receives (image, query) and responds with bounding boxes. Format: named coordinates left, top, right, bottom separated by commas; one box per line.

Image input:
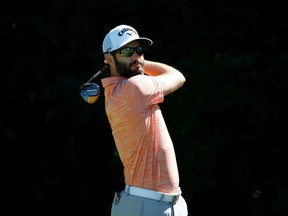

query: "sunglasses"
left=116, top=46, right=146, bottom=57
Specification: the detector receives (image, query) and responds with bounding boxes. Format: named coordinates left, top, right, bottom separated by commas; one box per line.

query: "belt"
left=125, top=185, right=181, bottom=204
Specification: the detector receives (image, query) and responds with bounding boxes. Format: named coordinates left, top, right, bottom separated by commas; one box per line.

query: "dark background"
left=1, top=0, right=288, bottom=215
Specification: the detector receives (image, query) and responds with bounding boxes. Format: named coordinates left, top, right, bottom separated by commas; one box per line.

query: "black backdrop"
left=1, top=0, right=288, bottom=215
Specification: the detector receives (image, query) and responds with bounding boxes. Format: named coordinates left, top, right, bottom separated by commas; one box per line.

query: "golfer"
left=101, top=24, right=188, bottom=216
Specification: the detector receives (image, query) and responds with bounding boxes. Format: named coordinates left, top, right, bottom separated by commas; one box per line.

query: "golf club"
left=79, top=64, right=109, bottom=104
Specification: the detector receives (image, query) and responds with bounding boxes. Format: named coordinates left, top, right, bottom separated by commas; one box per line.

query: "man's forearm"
left=143, top=60, right=186, bottom=96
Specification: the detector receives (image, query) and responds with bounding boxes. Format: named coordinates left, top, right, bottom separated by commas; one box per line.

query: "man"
left=101, top=24, right=188, bottom=216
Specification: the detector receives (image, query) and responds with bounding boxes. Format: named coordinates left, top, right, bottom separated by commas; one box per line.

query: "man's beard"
left=115, top=59, right=145, bottom=78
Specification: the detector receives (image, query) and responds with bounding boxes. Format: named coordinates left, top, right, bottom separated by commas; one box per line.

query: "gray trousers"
left=111, top=190, right=188, bottom=216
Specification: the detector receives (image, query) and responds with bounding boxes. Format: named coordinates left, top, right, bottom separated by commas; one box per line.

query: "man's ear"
left=104, top=55, right=113, bottom=65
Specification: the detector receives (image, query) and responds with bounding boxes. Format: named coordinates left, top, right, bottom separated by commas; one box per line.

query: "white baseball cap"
left=102, top=24, right=153, bottom=54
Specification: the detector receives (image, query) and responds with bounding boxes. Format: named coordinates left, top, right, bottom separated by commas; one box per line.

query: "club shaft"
left=85, top=65, right=108, bottom=83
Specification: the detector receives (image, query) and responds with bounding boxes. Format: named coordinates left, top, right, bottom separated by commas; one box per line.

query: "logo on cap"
left=118, top=27, right=138, bottom=37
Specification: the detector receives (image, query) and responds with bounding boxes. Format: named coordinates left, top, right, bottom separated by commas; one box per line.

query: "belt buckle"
left=171, top=194, right=180, bottom=205
left=160, top=193, right=180, bottom=205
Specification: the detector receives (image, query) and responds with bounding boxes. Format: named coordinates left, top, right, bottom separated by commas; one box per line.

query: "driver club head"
left=79, top=65, right=108, bottom=104
left=80, top=82, right=100, bottom=104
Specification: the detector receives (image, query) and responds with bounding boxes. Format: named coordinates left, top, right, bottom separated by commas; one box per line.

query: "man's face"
left=113, top=41, right=145, bottom=78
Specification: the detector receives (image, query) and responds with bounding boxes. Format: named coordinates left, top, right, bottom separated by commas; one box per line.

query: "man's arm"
left=144, top=60, right=186, bottom=96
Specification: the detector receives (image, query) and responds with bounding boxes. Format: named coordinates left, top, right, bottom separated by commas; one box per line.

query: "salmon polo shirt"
left=101, top=74, right=179, bottom=194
